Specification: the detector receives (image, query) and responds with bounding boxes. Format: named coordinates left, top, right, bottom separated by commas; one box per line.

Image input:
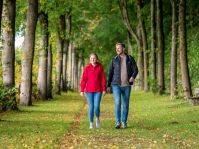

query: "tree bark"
left=55, top=15, right=65, bottom=94
left=67, top=43, right=72, bottom=89
left=170, top=0, right=178, bottom=99
left=62, top=40, right=68, bottom=91
left=2, top=0, right=15, bottom=88
left=151, top=0, right=157, bottom=82
left=0, top=0, right=3, bottom=33
left=55, top=33, right=63, bottom=95
left=179, top=0, right=192, bottom=98
left=62, top=12, right=71, bottom=91
left=20, top=0, right=38, bottom=105
left=47, top=44, right=53, bottom=98
left=127, top=30, right=133, bottom=55
left=137, top=1, right=149, bottom=91
left=137, top=24, right=144, bottom=90
left=37, top=12, right=48, bottom=100
left=157, top=0, right=165, bottom=94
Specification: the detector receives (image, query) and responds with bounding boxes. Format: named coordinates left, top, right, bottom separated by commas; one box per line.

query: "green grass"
left=75, top=91, right=199, bottom=148
left=0, top=91, right=199, bottom=149
left=0, top=92, right=84, bottom=149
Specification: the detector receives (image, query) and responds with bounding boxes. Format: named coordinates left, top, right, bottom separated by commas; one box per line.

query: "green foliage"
left=0, top=83, right=18, bottom=111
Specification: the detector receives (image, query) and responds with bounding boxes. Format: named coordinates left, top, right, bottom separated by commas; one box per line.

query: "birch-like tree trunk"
left=157, top=0, right=165, bottom=94
left=179, top=0, right=192, bottom=98
left=47, top=44, right=53, bottom=98
left=37, top=12, right=48, bottom=100
left=2, top=0, right=15, bottom=88
left=151, top=0, right=157, bottom=82
left=170, top=0, right=178, bottom=99
left=67, top=43, right=72, bottom=88
left=20, top=0, right=38, bottom=105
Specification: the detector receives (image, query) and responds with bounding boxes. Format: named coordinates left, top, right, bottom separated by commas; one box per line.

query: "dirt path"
left=59, top=99, right=86, bottom=149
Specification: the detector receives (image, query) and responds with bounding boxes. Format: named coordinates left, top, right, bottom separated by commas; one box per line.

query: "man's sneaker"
left=89, top=122, right=93, bottom=129
left=122, top=122, right=127, bottom=129
left=115, top=123, right=121, bottom=129
left=96, top=118, right=100, bottom=128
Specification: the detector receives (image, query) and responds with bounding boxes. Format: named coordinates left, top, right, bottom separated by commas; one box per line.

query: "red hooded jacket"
left=80, top=62, right=106, bottom=92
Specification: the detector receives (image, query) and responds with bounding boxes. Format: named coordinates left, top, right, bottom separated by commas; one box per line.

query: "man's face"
left=116, top=44, right=124, bottom=55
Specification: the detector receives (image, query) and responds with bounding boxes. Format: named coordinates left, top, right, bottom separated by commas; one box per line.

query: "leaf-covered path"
left=59, top=92, right=199, bottom=149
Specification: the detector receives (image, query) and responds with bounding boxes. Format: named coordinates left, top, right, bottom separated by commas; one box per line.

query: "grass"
left=0, top=91, right=199, bottom=149
left=0, top=92, right=84, bottom=149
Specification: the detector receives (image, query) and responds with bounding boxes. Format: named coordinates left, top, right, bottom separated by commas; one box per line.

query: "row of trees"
left=0, top=0, right=85, bottom=109
left=119, top=0, right=193, bottom=99
left=0, top=0, right=198, bottom=110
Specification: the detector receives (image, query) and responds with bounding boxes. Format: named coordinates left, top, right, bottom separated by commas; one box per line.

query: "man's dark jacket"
left=107, top=54, right=138, bottom=87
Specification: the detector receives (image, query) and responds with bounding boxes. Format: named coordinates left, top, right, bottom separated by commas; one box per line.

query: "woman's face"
left=90, top=55, right=97, bottom=65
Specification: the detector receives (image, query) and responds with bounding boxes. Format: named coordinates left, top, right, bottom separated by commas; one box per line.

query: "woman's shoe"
left=96, top=118, right=100, bottom=128
left=89, top=122, right=93, bottom=129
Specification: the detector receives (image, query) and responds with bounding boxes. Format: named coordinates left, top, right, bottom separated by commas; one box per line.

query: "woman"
left=80, top=53, right=106, bottom=129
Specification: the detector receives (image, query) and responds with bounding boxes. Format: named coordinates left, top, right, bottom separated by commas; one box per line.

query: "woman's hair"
left=90, top=53, right=99, bottom=60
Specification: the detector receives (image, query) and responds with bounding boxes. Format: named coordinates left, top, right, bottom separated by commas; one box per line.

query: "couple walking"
left=80, top=42, right=138, bottom=129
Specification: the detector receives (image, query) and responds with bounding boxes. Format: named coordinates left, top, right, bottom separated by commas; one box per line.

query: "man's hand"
left=129, top=77, right=134, bottom=84
left=80, top=92, right=85, bottom=96
left=107, top=87, right=111, bottom=93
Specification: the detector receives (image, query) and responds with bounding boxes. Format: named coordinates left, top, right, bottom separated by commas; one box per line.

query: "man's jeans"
left=112, top=85, right=131, bottom=124
left=86, top=92, right=102, bottom=123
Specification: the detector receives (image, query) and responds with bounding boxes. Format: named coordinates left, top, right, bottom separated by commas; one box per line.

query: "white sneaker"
left=89, top=122, right=93, bottom=129
left=96, top=118, right=100, bottom=128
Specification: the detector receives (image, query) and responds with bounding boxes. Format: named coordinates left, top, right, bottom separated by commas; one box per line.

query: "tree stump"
left=187, top=88, right=199, bottom=105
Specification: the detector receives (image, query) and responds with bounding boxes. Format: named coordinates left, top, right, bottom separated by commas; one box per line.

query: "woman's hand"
left=80, top=92, right=85, bottom=96
left=102, top=91, right=106, bottom=96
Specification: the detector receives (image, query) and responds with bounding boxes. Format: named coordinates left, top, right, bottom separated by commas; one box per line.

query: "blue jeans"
left=112, top=85, right=131, bottom=124
left=86, top=92, right=102, bottom=123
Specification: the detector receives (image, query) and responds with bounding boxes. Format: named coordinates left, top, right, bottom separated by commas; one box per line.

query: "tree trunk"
left=55, top=15, right=65, bottom=94
left=67, top=43, right=72, bottom=89
left=170, top=0, right=178, bottom=99
left=62, top=12, right=71, bottom=91
left=127, top=30, right=133, bottom=55
left=55, top=34, right=63, bottom=95
left=37, top=12, right=48, bottom=100
left=137, top=25, right=144, bottom=90
left=2, top=0, right=15, bottom=88
left=71, top=45, right=75, bottom=89
left=0, top=0, right=3, bottom=33
left=179, top=0, right=192, bottom=98
left=20, top=0, right=38, bottom=106
left=137, top=1, right=149, bottom=91
left=157, top=0, right=165, bottom=94
left=151, top=0, right=157, bottom=82
left=47, top=44, right=53, bottom=98
left=62, top=40, right=69, bottom=92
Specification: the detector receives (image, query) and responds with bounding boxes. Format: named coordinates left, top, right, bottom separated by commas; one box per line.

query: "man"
left=107, top=42, right=138, bottom=129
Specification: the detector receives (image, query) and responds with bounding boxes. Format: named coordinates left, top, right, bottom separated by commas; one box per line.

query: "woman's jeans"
left=112, top=85, right=131, bottom=124
left=86, top=92, right=102, bottom=123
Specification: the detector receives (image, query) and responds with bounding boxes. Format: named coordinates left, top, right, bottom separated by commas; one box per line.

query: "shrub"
left=0, top=84, right=18, bottom=111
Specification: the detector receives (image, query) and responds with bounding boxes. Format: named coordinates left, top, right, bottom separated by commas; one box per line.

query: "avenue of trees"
left=0, top=0, right=199, bottom=110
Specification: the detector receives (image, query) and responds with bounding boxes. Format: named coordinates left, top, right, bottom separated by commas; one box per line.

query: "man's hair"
left=116, top=42, right=125, bottom=48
